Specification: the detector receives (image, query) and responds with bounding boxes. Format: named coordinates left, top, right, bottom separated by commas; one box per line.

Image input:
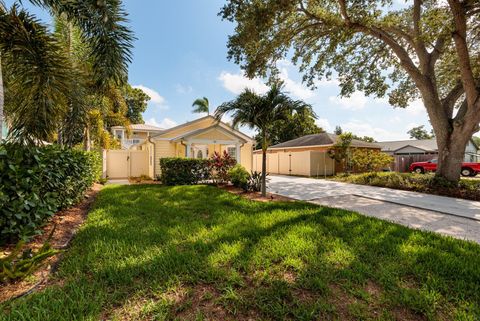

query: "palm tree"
left=0, top=1, right=133, bottom=143
left=215, top=84, right=313, bottom=196
left=192, top=97, right=210, bottom=115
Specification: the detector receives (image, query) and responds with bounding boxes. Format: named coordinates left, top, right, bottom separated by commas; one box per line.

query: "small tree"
left=408, top=125, right=435, bottom=140
left=351, top=149, right=393, bottom=172
left=328, top=133, right=353, bottom=173
left=209, top=151, right=236, bottom=184
left=215, top=84, right=312, bottom=196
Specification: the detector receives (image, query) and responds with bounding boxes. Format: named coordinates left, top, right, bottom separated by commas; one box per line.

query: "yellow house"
left=105, top=116, right=254, bottom=179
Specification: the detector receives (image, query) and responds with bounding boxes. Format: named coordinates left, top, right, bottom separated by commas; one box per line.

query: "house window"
left=227, top=146, right=236, bottom=158
left=197, top=150, right=203, bottom=159
left=114, top=130, right=123, bottom=140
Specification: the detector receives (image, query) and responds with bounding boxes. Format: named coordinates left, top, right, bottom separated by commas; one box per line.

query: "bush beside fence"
left=0, top=144, right=102, bottom=242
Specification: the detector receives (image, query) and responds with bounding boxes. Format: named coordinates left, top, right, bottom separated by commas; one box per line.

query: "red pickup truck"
left=409, top=159, right=480, bottom=177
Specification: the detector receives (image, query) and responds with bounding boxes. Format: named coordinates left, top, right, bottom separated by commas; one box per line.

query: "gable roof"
left=151, top=115, right=253, bottom=142
left=169, top=125, right=248, bottom=143
left=111, top=124, right=164, bottom=132
left=269, top=133, right=381, bottom=149
left=377, top=139, right=438, bottom=153
left=130, top=124, right=165, bottom=131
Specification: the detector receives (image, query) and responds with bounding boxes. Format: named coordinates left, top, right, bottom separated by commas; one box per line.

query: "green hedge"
left=159, top=158, right=211, bottom=185
left=0, top=143, right=102, bottom=242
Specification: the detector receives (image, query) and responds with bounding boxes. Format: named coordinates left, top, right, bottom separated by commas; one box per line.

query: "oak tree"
left=220, top=0, right=480, bottom=182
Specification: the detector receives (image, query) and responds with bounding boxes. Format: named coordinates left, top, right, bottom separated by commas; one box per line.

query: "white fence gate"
left=105, top=150, right=149, bottom=179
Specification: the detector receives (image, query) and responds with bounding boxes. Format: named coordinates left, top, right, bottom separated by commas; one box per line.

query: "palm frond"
left=0, top=6, right=71, bottom=143
left=30, top=0, right=134, bottom=88
left=192, top=97, right=210, bottom=114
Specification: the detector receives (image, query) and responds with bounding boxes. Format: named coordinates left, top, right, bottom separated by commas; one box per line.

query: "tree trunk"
left=58, top=127, right=63, bottom=147
left=434, top=117, right=475, bottom=182
left=0, top=55, right=4, bottom=141
left=261, top=133, right=267, bottom=197
left=417, top=80, right=479, bottom=183
left=84, top=125, right=91, bottom=151
left=436, top=138, right=467, bottom=181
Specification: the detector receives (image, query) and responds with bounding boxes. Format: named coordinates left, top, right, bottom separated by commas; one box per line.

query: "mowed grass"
left=1, top=185, right=480, bottom=320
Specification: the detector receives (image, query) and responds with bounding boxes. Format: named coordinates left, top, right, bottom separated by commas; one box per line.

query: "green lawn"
left=1, top=185, right=480, bottom=320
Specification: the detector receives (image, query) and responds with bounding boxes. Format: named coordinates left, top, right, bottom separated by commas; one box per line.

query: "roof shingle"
left=269, top=133, right=381, bottom=149
left=377, top=139, right=438, bottom=152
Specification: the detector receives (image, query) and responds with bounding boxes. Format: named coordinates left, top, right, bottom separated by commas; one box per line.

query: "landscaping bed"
left=1, top=184, right=479, bottom=320
left=0, top=184, right=103, bottom=303
left=332, top=172, right=480, bottom=201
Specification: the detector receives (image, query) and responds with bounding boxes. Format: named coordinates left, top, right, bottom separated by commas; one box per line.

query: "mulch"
left=220, top=185, right=294, bottom=202
left=0, top=184, right=103, bottom=303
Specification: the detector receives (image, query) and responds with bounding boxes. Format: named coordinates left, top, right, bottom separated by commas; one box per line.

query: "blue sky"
left=8, top=0, right=431, bottom=141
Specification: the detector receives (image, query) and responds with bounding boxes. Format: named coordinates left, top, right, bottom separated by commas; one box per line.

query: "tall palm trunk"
left=0, top=55, right=4, bottom=141
left=261, top=132, right=267, bottom=197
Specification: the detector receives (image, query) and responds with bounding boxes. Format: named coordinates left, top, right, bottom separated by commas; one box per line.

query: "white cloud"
left=145, top=117, right=177, bottom=129
left=133, top=85, right=168, bottom=109
left=404, top=99, right=425, bottom=116
left=218, top=71, right=269, bottom=95
left=329, top=91, right=368, bottom=110
left=175, top=84, right=193, bottom=94
left=278, top=67, right=315, bottom=100
left=341, top=120, right=409, bottom=141
left=316, top=118, right=332, bottom=132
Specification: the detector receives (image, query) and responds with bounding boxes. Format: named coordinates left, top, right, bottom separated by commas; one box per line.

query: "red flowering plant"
left=209, top=151, right=236, bottom=184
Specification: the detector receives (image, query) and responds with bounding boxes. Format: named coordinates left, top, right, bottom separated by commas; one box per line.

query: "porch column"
left=236, top=143, right=241, bottom=164
left=186, top=143, right=191, bottom=158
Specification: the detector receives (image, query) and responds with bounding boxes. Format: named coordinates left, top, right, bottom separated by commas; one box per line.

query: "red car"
left=409, top=159, right=480, bottom=177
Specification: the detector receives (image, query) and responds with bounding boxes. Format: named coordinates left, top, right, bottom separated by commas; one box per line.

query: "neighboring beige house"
left=106, top=116, right=254, bottom=179
left=253, top=133, right=381, bottom=176
left=378, top=138, right=480, bottom=162
left=111, top=124, right=165, bottom=149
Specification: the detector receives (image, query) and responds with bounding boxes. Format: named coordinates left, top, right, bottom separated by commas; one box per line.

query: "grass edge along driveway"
left=1, top=185, right=479, bottom=321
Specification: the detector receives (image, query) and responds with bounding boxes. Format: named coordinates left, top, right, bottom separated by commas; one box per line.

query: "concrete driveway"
left=268, top=175, right=480, bottom=243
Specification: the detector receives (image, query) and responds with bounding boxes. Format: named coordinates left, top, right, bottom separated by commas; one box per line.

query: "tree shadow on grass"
left=2, top=184, right=480, bottom=320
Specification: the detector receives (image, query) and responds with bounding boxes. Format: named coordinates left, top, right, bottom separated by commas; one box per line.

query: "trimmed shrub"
left=248, top=171, right=267, bottom=192
left=350, top=149, right=393, bottom=172
left=210, top=151, right=236, bottom=184
left=0, top=143, right=102, bottom=242
left=228, top=164, right=250, bottom=190
left=159, top=158, right=210, bottom=185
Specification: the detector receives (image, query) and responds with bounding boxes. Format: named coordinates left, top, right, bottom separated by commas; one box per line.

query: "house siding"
left=150, top=117, right=254, bottom=178
left=157, top=117, right=216, bottom=139
left=194, top=128, right=234, bottom=141
left=153, top=141, right=177, bottom=177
